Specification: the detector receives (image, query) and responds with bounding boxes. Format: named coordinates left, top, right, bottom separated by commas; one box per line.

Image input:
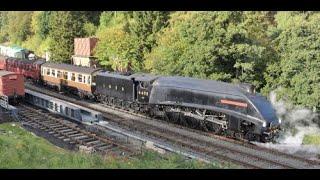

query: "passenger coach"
left=41, top=62, right=101, bottom=98
left=0, top=56, right=45, bottom=81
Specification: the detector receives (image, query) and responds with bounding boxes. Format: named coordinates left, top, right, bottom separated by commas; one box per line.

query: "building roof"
left=42, top=62, right=101, bottom=74
left=0, top=70, right=15, bottom=77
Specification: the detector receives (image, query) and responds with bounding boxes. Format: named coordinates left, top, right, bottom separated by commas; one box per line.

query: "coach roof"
left=0, top=70, right=15, bottom=77
left=42, top=62, right=101, bottom=74
left=6, top=58, right=46, bottom=64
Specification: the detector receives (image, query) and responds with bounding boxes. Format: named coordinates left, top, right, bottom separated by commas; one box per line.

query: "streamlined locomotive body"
left=149, top=76, right=280, bottom=142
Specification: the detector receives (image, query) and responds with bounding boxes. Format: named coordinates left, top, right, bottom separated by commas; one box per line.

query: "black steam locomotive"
left=94, top=71, right=281, bottom=142
left=0, top=56, right=282, bottom=142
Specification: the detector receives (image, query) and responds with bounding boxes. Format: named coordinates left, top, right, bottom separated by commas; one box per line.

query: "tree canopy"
left=0, top=11, right=319, bottom=111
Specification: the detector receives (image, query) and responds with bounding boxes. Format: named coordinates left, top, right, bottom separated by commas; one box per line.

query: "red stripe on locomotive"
left=220, top=99, right=248, bottom=108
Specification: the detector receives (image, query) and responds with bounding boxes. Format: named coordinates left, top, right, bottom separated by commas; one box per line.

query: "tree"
left=128, top=11, right=170, bottom=71
left=48, top=11, right=86, bottom=62
left=95, top=12, right=137, bottom=71
left=80, top=11, right=103, bottom=26
left=5, top=11, right=33, bottom=44
left=146, top=11, right=273, bottom=90
left=31, top=11, right=52, bottom=39
left=262, top=12, right=320, bottom=111
left=95, top=25, right=137, bottom=71
left=0, top=11, right=9, bottom=42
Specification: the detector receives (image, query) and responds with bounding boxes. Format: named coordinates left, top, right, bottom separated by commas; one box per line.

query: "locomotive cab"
left=136, top=81, right=152, bottom=103
left=130, top=73, right=159, bottom=104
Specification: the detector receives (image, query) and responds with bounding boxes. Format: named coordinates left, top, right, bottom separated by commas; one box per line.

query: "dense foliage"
left=0, top=11, right=319, bottom=111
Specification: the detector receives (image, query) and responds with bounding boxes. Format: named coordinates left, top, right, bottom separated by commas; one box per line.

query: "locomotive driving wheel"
left=211, top=123, right=223, bottom=134
left=244, top=132, right=256, bottom=141
left=235, top=132, right=244, bottom=140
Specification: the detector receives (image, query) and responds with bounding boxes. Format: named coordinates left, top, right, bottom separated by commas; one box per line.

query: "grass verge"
left=303, top=134, right=320, bottom=146
left=0, top=122, right=232, bottom=168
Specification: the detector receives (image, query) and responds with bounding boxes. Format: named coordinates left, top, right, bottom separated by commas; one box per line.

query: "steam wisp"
left=255, top=91, right=320, bottom=160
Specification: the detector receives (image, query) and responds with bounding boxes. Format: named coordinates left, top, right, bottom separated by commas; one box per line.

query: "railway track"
left=17, top=103, right=135, bottom=157
left=97, top=104, right=320, bottom=169
left=25, top=83, right=320, bottom=168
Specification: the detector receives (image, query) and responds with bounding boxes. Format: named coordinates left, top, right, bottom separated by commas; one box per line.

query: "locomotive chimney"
left=238, top=83, right=256, bottom=94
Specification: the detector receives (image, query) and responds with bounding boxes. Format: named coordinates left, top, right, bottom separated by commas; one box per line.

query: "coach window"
left=35, top=97, right=39, bottom=104
left=78, top=74, right=83, bottom=83
left=65, top=107, right=69, bottom=116
left=51, top=69, right=55, bottom=77
left=63, top=72, right=68, bottom=80
left=71, top=73, right=76, bottom=81
left=49, top=102, right=53, bottom=110
left=41, top=99, right=45, bottom=107
left=71, top=109, right=75, bottom=118
left=88, top=76, right=91, bottom=84
left=47, top=68, right=50, bottom=75
left=57, top=71, right=62, bottom=78
left=83, top=75, right=86, bottom=84
left=92, top=75, right=96, bottom=83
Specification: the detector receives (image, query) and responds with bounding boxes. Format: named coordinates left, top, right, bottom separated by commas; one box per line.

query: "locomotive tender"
left=0, top=56, right=281, bottom=142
